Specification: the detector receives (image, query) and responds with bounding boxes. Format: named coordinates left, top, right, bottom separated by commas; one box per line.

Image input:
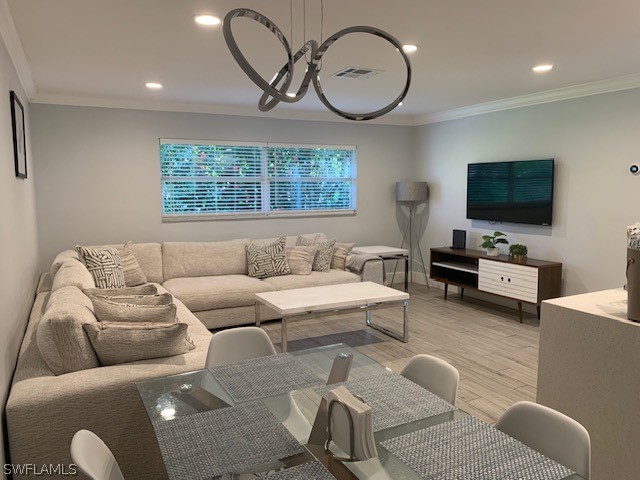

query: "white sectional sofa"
left=6, top=234, right=383, bottom=479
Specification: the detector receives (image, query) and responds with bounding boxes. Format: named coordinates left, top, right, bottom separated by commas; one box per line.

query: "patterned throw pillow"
left=331, top=242, right=355, bottom=270
left=286, top=246, right=318, bottom=275
left=76, top=246, right=126, bottom=289
left=246, top=236, right=291, bottom=279
left=313, top=239, right=337, bottom=272
left=295, top=235, right=317, bottom=247
left=121, top=241, right=148, bottom=286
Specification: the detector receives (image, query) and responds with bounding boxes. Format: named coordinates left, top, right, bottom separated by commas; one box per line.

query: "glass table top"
left=136, top=343, right=585, bottom=480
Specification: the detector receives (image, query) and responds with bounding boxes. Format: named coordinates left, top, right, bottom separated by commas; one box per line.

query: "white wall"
left=414, top=88, right=640, bottom=296
left=31, top=105, right=414, bottom=269
left=0, top=39, right=39, bottom=474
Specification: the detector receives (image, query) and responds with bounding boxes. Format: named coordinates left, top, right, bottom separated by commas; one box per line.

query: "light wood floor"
left=260, top=283, right=540, bottom=425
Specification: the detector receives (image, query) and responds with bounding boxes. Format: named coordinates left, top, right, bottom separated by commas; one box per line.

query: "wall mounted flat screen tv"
left=467, top=159, right=554, bottom=226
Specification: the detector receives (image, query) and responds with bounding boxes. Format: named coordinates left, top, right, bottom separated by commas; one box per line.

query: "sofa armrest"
left=346, top=253, right=384, bottom=284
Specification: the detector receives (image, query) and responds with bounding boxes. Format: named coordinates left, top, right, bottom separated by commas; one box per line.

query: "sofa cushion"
left=331, top=243, right=355, bottom=270
left=163, top=240, right=250, bottom=280
left=163, top=275, right=276, bottom=312
left=121, top=241, right=148, bottom=286
left=36, top=286, right=100, bottom=375
left=76, top=246, right=126, bottom=289
left=83, top=322, right=195, bottom=366
left=88, top=242, right=164, bottom=284
left=50, top=250, right=80, bottom=278
left=262, top=269, right=361, bottom=290
left=246, top=236, right=290, bottom=279
left=91, top=296, right=177, bottom=323
left=286, top=246, right=317, bottom=275
left=51, top=258, right=95, bottom=293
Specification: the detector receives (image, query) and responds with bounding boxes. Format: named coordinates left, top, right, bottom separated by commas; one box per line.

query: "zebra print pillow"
left=76, top=246, right=126, bottom=289
left=246, top=236, right=291, bottom=279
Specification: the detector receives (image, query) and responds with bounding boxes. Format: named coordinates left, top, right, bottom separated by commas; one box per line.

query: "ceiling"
left=5, top=0, right=640, bottom=124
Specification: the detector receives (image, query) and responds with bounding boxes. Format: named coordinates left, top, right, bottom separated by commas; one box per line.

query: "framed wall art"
left=10, top=90, right=27, bottom=178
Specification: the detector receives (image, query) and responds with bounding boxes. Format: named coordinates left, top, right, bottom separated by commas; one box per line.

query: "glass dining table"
left=136, top=343, right=585, bottom=480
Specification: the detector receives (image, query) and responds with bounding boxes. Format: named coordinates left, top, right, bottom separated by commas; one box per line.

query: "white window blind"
left=161, top=139, right=356, bottom=220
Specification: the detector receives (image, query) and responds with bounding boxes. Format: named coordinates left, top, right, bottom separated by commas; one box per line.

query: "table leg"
left=365, top=301, right=409, bottom=343
left=404, top=255, right=409, bottom=292
left=281, top=317, right=288, bottom=352
left=518, top=301, right=523, bottom=323
left=460, top=288, right=464, bottom=300
left=403, top=300, right=409, bottom=342
left=444, top=283, right=449, bottom=300
left=255, top=301, right=261, bottom=327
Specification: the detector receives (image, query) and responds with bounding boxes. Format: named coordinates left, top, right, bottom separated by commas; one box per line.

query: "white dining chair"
left=495, top=401, right=591, bottom=479
left=205, top=326, right=276, bottom=367
left=70, top=430, right=125, bottom=480
left=400, top=354, right=460, bottom=405
left=206, top=326, right=312, bottom=442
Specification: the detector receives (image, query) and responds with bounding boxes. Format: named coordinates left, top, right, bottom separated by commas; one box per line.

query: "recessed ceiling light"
left=195, top=15, right=221, bottom=26
left=145, top=82, right=163, bottom=89
left=286, top=92, right=296, bottom=98
left=399, top=102, right=404, bottom=106
left=402, top=44, right=419, bottom=53
left=532, top=64, right=554, bottom=73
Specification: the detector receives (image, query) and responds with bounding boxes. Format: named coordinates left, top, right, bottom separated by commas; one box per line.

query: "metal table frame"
left=255, top=299, right=409, bottom=352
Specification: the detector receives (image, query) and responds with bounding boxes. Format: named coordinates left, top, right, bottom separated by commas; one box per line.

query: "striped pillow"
left=246, top=236, right=291, bottom=279
left=76, top=246, right=126, bottom=289
left=286, top=246, right=318, bottom=275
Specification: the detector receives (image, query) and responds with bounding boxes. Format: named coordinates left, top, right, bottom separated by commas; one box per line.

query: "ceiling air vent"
left=332, top=67, right=383, bottom=80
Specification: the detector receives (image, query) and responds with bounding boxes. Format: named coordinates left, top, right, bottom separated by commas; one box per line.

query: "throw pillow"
left=313, top=238, right=337, bottom=272
left=83, top=322, right=195, bottom=366
left=331, top=242, right=355, bottom=270
left=285, top=246, right=318, bottom=275
left=91, top=296, right=177, bottom=323
left=93, top=293, right=174, bottom=306
left=295, top=234, right=317, bottom=247
left=121, top=241, right=148, bottom=286
left=76, top=246, right=126, bottom=289
left=84, top=284, right=158, bottom=297
left=246, top=236, right=291, bottom=279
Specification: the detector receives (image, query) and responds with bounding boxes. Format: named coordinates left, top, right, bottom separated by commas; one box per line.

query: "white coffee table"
left=255, top=282, right=410, bottom=352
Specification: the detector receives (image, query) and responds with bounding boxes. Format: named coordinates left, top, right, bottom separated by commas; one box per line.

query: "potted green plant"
left=509, top=244, right=528, bottom=262
left=480, top=231, right=508, bottom=256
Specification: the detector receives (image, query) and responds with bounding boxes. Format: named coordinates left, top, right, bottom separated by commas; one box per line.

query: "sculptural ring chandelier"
left=223, top=8, right=412, bottom=121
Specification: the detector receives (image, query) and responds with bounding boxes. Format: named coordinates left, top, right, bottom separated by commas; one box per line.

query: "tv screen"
left=467, top=159, right=554, bottom=226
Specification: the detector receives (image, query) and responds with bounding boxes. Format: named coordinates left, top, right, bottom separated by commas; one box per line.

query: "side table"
left=352, top=245, right=409, bottom=292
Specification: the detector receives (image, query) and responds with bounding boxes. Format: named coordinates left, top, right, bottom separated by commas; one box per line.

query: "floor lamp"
left=395, top=181, right=430, bottom=288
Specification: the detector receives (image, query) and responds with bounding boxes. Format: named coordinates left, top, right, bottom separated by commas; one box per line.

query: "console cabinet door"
left=478, top=259, right=507, bottom=296
left=478, top=259, right=539, bottom=303
left=501, top=263, right=538, bottom=303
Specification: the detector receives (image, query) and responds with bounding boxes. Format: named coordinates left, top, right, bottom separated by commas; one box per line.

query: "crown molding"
left=416, top=73, right=640, bottom=125
left=30, top=93, right=420, bottom=126
left=0, top=0, right=36, bottom=99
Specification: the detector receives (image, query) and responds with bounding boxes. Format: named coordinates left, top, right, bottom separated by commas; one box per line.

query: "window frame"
left=160, top=138, right=357, bottom=222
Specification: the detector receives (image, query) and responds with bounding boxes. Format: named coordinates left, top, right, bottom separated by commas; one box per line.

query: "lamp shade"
left=396, top=181, right=428, bottom=202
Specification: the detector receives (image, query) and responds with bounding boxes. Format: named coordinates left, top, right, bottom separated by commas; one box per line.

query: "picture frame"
left=10, top=90, right=27, bottom=178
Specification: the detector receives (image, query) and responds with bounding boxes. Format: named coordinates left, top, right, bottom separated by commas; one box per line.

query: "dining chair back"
left=495, top=401, right=591, bottom=479
left=400, top=354, right=460, bottom=405
left=206, top=326, right=277, bottom=367
left=70, top=430, right=125, bottom=480
left=205, top=326, right=311, bottom=442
